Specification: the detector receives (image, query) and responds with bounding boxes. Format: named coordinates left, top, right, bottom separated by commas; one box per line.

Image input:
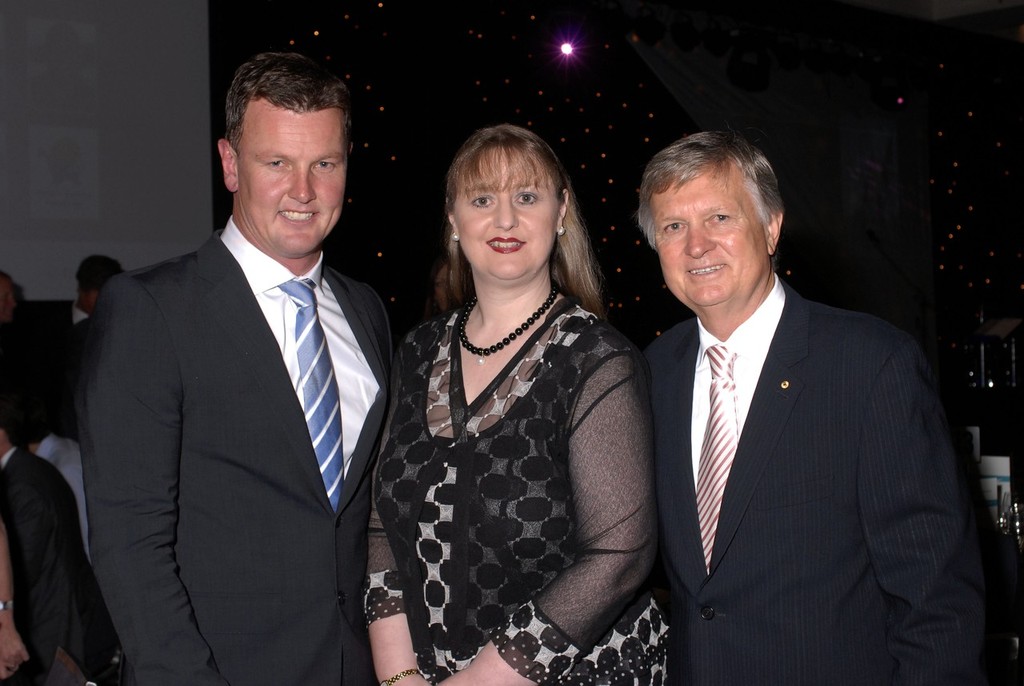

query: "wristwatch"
left=0, top=600, right=13, bottom=611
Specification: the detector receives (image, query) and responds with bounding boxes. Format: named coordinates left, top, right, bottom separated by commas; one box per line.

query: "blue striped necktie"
left=279, top=278, right=344, bottom=510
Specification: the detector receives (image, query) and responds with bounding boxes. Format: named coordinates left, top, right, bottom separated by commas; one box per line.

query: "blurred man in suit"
left=59, top=255, right=123, bottom=441
left=70, top=256, right=123, bottom=328
left=637, top=130, right=986, bottom=684
left=22, top=395, right=89, bottom=560
left=0, top=392, right=117, bottom=685
left=78, top=52, right=391, bottom=685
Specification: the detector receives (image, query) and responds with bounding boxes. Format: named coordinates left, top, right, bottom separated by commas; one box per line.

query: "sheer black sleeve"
left=495, top=345, right=657, bottom=662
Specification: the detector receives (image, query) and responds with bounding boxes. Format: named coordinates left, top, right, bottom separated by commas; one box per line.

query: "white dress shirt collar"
left=218, top=217, right=378, bottom=482
left=219, top=217, right=326, bottom=294
left=696, top=274, right=786, bottom=363
left=689, top=274, right=786, bottom=481
left=71, top=304, right=89, bottom=325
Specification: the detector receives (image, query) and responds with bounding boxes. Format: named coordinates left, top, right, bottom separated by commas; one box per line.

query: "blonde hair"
left=442, top=123, right=605, bottom=317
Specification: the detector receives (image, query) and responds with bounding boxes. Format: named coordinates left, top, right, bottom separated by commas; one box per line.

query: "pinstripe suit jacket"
left=646, top=280, right=986, bottom=685
left=78, top=234, right=391, bottom=686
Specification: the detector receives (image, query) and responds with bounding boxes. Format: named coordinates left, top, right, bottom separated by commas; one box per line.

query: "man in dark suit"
left=0, top=392, right=117, bottom=685
left=636, top=130, right=986, bottom=684
left=59, top=255, right=123, bottom=442
left=77, top=52, right=391, bottom=686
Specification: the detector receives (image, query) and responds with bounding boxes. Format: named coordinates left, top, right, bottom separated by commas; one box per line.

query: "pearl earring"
left=451, top=233, right=460, bottom=242
left=556, top=226, right=566, bottom=236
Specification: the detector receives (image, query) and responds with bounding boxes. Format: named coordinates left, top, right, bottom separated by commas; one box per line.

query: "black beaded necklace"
left=458, top=285, right=559, bottom=365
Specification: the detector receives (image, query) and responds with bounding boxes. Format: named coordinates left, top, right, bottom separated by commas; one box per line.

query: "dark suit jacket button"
left=338, top=592, right=346, bottom=605
left=700, top=606, right=715, bottom=620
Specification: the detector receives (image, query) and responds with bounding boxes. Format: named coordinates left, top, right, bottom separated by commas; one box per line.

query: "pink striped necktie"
left=696, top=344, right=738, bottom=572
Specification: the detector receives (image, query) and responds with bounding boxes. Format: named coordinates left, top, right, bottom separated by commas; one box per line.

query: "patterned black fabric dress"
left=365, top=298, right=668, bottom=685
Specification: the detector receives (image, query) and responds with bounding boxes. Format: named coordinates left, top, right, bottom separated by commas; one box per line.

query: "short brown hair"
left=224, top=51, right=352, bottom=152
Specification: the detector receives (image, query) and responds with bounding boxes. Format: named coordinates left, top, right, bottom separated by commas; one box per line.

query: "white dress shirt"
left=690, top=275, right=785, bottom=485
left=220, top=218, right=379, bottom=479
left=71, top=304, right=89, bottom=325
left=35, top=433, right=90, bottom=559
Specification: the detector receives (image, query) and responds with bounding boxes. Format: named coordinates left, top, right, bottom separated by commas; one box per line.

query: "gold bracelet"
left=380, top=668, right=419, bottom=686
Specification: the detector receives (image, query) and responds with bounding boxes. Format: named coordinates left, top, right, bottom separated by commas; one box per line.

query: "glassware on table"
left=998, top=493, right=1023, bottom=552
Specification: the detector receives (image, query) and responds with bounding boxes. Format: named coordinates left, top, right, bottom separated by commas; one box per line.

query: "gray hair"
left=635, top=130, right=784, bottom=249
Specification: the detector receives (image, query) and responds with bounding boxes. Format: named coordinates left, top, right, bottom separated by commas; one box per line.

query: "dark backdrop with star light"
left=209, top=0, right=1024, bottom=452
left=209, top=2, right=696, bottom=343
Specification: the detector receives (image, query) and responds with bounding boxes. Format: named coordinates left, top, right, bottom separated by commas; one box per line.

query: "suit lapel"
left=324, top=269, right=387, bottom=392
left=195, top=237, right=333, bottom=509
left=195, top=237, right=389, bottom=515
left=653, top=325, right=710, bottom=586
left=678, top=334, right=712, bottom=584
left=708, top=284, right=810, bottom=573
left=322, top=269, right=388, bottom=512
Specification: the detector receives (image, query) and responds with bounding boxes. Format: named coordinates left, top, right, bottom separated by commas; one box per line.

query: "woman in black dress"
left=366, top=124, right=667, bottom=686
